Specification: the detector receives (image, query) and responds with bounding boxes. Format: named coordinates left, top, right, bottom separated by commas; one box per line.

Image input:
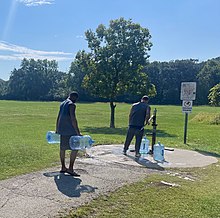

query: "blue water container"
left=153, top=141, right=165, bottom=162
left=46, top=131, right=60, bottom=144
left=69, top=135, right=95, bottom=150
left=139, top=136, right=150, bottom=155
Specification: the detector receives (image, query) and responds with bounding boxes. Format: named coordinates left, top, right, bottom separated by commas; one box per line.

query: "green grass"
left=66, top=164, right=220, bottom=218
left=0, top=101, right=59, bottom=179
left=191, top=112, right=220, bottom=125
left=0, top=100, right=220, bottom=217
left=0, top=101, right=219, bottom=180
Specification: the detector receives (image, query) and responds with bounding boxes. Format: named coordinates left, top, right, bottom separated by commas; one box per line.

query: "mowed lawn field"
left=0, top=100, right=219, bottom=180
left=0, top=100, right=219, bottom=217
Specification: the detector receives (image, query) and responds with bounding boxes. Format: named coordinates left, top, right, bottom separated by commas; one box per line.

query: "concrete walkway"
left=0, top=145, right=218, bottom=218
left=86, top=144, right=218, bottom=168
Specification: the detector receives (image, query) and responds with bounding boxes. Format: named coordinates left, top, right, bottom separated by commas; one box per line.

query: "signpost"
left=180, top=82, right=196, bottom=144
left=180, top=82, right=196, bottom=101
left=182, top=100, right=193, bottom=113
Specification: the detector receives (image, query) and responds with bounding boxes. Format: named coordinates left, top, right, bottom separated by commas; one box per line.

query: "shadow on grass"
left=83, top=126, right=176, bottom=138
left=194, top=149, right=220, bottom=158
left=83, top=126, right=128, bottom=135
left=43, top=171, right=98, bottom=197
left=155, top=130, right=177, bottom=138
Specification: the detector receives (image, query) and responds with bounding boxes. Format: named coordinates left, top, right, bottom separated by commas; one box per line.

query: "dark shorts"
left=60, top=135, right=72, bottom=150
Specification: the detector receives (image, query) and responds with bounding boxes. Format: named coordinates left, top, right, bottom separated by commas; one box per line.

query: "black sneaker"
left=135, top=153, right=141, bottom=158
left=66, top=170, right=80, bottom=177
left=123, top=150, right=127, bottom=155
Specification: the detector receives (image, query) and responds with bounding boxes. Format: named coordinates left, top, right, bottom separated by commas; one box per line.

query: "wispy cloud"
left=16, top=0, right=54, bottom=7
left=0, top=41, right=74, bottom=61
left=76, top=35, right=84, bottom=39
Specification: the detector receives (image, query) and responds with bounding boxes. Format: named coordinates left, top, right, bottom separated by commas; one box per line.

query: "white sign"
left=182, top=100, right=193, bottom=113
left=180, top=82, right=196, bottom=100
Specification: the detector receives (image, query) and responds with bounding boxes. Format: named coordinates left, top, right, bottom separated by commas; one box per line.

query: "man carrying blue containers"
left=56, top=91, right=81, bottom=177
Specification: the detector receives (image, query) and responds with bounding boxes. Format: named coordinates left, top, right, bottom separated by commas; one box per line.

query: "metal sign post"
left=151, top=108, right=157, bottom=152
left=180, top=82, right=196, bottom=144
left=183, top=113, right=188, bottom=144
left=182, top=100, right=193, bottom=144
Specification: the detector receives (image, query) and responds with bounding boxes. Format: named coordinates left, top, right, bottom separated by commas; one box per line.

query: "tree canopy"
left=0, top=18, right=219, bottom=111
left=208, top=83, right=220, bottom=106
left=7, top=59, right=65, bottom=100
left=197, top=58, right=220, bottom=104
left=79, top=18, right=156, bottom=127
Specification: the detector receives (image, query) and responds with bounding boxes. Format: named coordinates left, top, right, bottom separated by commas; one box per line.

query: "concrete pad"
left=83, top=144, right=218, bottom=168
left=0, top=158, right=153, bottom=218
left=0, top=144, right=218, bottom=218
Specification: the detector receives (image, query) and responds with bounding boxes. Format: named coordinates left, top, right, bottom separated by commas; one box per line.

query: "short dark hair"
left=141, top=95, right=149, bottom=101
left=69, top=91, right=79, bottom=99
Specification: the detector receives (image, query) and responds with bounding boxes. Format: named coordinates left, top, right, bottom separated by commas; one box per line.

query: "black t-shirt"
left=129, top=102, right=149, bottom=127
left=57, top=98, right=77, bottom=135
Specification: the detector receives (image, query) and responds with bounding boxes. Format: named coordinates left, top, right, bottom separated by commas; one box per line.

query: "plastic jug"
left=139, top=136, right=150, bottom=155
left=153, top=141, right=164, bottom=162
left=69, top=135, right=95, bottom=150
left=46, top=131, right=60, bottom=144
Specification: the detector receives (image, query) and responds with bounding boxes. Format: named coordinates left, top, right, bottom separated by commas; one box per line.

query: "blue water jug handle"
left=89, top=139, right=95, bottom=145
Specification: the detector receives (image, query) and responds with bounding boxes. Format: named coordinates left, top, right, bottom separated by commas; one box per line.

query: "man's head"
left=141, top=95, right=149, bottom=103
left=69, top=91, right=79, bottom=102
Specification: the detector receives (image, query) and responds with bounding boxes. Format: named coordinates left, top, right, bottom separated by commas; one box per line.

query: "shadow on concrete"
left=125, top=154, right=165, bottom=171
left=43, top=172, right=98, bottom=197
left=194, top=149, right=220, bottom=158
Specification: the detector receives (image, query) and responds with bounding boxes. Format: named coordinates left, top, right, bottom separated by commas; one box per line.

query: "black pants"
left=124, top=126, right=144, bottom=154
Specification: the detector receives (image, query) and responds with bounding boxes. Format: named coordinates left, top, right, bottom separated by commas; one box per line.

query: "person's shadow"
left=43, top=172, right=98, bottom=197
left=125, top=153, right=165, bottom=171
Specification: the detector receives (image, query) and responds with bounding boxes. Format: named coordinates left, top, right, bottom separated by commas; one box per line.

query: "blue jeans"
left=124, top=126, right=144, bottom=154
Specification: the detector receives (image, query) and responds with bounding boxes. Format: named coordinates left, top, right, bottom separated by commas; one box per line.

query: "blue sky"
left=0, top=0, right=220, bottom=80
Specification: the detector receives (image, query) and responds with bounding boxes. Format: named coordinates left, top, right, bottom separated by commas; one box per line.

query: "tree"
left=197, top=58, right=220, bottom=104
left=0, top=79, right=8, bottom=99
left=67, top=51, right=94, bottom=101
left=7, top=58, right=64, bottom=100
left=145, top=59, right=201, bottom=105
left=79, top=17, right=155, bottom=128
left=208, top=83, right=220, bottom=106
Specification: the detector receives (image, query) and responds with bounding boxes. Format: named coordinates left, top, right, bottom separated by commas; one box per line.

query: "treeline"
left=0, top=18, right=219, bottom=106
left=144, top=58, right=220, bottom=105
left=0, top=56, right=219, bottom=105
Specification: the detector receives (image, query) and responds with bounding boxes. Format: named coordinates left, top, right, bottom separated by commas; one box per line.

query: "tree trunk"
left=110, top=101, right=116, bottom=128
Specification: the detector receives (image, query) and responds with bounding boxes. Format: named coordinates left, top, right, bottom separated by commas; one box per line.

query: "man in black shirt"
left=123, top=95, right=151, bottom=157
left=56, top=92, right=81, bottom=176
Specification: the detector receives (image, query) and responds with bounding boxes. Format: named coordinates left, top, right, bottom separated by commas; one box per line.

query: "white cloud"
left=0, top=41, right=74, bottom=61
left=16, top=0, right=54, bottom=7
left=76, top=35, right=84, bottom=39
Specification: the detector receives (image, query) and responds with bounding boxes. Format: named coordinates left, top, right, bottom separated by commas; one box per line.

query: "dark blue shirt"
left=129, top=102, right=149, bottom=128
left=57, top=98, right=77, bottom=136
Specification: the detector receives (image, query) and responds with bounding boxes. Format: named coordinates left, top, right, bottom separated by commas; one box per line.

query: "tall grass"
left=0, top=100, right=219, bottom=180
